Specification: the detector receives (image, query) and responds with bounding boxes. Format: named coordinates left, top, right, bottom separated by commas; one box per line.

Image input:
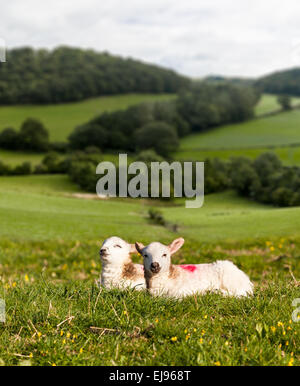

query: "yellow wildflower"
left=171, top=336, right=177, bottom=342
left=214, top=361, right=221, bottom=366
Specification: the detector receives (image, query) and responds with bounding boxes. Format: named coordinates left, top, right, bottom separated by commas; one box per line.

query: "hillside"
left=256, top=67, right=300, bottom=96
left=0, top=93, right=176, bottom=142
left=0, top=46, right=189, bottom=105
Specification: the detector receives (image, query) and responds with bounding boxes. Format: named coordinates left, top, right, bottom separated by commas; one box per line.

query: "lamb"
left=135, top=237, right=253, bottom=298
left=99, top=236, right=145, bottom=290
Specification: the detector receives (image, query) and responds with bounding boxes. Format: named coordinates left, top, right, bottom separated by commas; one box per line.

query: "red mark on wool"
left=179, top=265, right=196, bottom=273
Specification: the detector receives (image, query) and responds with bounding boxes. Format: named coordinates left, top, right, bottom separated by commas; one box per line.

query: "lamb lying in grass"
left=99, top=236, right=145, bottom=290
left=135, top=238, right=253, bottom=298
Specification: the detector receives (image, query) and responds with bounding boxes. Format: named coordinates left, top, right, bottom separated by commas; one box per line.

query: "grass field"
left=255, top=94, right=300, bottom=116
left=180, top=109, right=300, bottom=151
left=175, top=145, right=300, bottom=166
left=2, top=175, right=300, bottom=243
left=0, top=175, right=299, bottom=366
left=0, top=93, right=176, bottom=142
left=176, top=96, right=300, bottom=165
left=1, top=92, right=300, bottom=366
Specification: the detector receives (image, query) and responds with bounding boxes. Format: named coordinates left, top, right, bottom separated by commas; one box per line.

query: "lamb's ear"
left=129, top=243, right=138, bottom=254
left=135, top=242, right=145, bottom=255
left=168, top=238, right=185, bottom=255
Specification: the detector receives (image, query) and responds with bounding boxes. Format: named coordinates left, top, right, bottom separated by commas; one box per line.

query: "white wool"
left=99, top=236, right=145, bottom=290
left=136, top=239, right=253, bottom=298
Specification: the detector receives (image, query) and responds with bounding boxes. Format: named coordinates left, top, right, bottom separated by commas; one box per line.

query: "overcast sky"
left=1, top=0, right=300, bottom=78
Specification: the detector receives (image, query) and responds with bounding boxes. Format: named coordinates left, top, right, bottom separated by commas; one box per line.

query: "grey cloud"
left=1, top=0, right=300, bottom=77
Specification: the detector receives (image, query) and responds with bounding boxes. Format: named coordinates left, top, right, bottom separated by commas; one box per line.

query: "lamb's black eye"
left=114, top=245, right=122, bottom=248
left=162, top=254, right=167, bottom=257
left=144, top=254, right=148, bottom=258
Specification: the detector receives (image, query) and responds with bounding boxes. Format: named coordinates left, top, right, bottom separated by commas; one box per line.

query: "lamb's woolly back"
left=214, top=260, right=254, bottom=297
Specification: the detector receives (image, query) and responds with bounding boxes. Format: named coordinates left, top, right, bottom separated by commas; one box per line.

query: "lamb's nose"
left=151, top=262, right=159, bottom=269
left=100, top=247, right=108, bottom=255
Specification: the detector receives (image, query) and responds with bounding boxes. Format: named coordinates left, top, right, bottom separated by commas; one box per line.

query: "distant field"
left=180, top=109, right=300, bottom=150
left=175, top=146, right=300, bottom=166
left=0, top=150, right=45, bottom=166
left=0, top=93, right=176, bottom=142
left=1, top=175, right=300, bottom=244
left=255, top=94, right=300, bottom=116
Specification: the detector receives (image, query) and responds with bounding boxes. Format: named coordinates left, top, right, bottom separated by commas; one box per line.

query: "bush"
left=68, top=124, right=108, bottom=151
left=0, top=128, right=20, bottom=150
left=13, top=162, right=32, bottom=175
left=19, top=118, right=49, bottom=151
left=135, top=150, right=164, bottom=163
left=135, top=121, right=179, bottom=156
left=0, top=160, right=11, bottom=175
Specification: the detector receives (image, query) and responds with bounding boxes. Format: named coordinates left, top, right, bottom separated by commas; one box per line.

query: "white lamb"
left=99, top=236, right=145, bottom=290
left=135, top=237, right=253, bottom=298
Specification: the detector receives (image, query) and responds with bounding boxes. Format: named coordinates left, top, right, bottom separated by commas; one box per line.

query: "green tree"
left=134, top=121, right=179, bottom=156
left=277, top=95, right=292, bottom=111
left=68, top=124, right=108, bottom=151
left=19, top=118, right=49, bottom=151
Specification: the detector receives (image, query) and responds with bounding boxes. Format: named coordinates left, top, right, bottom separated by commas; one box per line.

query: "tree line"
left=0, top=82, right=259, bottom=156
left=0, top=47, right=189, bottom=104
left=256, top=68, right=300, bottom=97
left=68, top=82, right=260, bottom=156
left=1, top=149, right=299, bottom=208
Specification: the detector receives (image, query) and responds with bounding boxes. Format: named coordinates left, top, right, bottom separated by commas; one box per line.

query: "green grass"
left=0, top=237, right=299, bottom=366
left=0, top=93, right=176, bottom=142
left=0, top=150, right=45, bottom=166
left=255, top=94, right=300, bottom=116
left=175, top=146, right=300, bottom=166
left=2, top=176, right=300, bottom=243
left=1, top=90, right=300, bottom=366
left=180, top=109, right=300, bottom=151
left=1, top=175, right=300, bottom=243
left=0, top=175, right=299, bottom=365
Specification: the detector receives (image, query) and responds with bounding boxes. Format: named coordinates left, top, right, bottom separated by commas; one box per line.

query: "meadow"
left=0, top=93, right=175, bottom=142
left=176, top=94, right=300, bottom=165
left=0, top=174, right=299, bottom=366
left=0, top=93, right=300, bottom=366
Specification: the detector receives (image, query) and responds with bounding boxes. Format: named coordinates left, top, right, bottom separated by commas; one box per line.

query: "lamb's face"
left=140, top=242, right=171, bottom=276
left=136, top=238, right=185, bottom=277
left=99, top=236, right=134, bottom=265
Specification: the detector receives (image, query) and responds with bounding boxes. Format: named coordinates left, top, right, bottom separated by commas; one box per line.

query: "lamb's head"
left=135, top=238, right=184, bottom=276
left=99, top=236, right=137, bottom=265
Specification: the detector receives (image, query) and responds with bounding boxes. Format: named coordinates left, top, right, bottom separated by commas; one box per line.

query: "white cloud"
left=1, top=0, right=300, bottom=77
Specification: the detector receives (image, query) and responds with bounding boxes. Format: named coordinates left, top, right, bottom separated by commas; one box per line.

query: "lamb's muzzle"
left=150, top=262, right=160, bottom=274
